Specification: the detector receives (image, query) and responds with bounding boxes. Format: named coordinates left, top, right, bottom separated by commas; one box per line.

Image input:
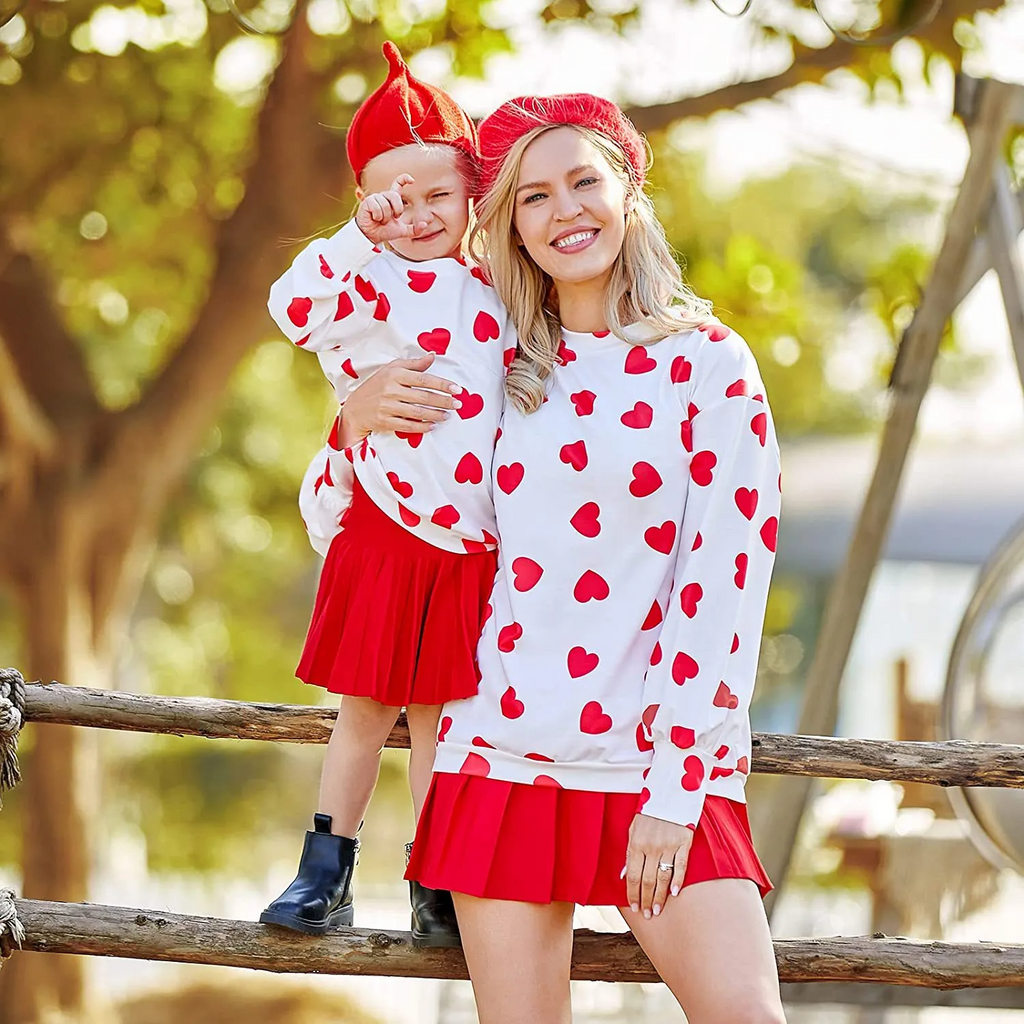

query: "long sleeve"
left=268, top=220, right=384, bottom=354
left=297, top=413, right=358, bottom=557
left=638, top=348, right=781, bottom=829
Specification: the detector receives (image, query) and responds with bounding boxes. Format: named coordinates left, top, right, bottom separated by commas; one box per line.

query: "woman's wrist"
left=336, top=407, right=368, bottom=448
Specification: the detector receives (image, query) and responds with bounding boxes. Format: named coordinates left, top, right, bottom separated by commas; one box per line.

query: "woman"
left=319, top=93, right=786, bottom=1024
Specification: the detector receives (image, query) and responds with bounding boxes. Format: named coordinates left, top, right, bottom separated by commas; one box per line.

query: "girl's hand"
left=339, top=353, right=463, bottom=445
left=355, top=175, right=417, bottom=244
left=623, top=813, right=694, bottom=920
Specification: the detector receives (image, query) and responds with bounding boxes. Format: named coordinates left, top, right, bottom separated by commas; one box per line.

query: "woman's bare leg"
left=454, top=895, right=575, bottom=1024
left=317, top=695, right=401, bottom=837
left=405, top=703, right=443, bottom=822
left=624, top=878, right=786, bottom=1024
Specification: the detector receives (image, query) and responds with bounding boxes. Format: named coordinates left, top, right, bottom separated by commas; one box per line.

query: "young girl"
left=261, top=43, right=509, bottom=948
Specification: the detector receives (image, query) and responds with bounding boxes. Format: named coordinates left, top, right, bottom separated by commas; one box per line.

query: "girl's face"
left=511, top=127, right=627, bottom=292
left=359, top=143, right=472, bottom=261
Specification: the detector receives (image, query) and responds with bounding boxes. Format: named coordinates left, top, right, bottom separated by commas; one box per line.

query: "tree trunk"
left=0, top=498, right=106, bottom=1024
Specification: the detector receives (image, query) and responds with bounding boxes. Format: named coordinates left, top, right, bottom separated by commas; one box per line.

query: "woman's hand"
left=624, top=813, right=694, bottom=919
left=338, top=353, right=463, bottom=447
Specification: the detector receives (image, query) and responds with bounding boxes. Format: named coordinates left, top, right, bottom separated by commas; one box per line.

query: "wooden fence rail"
left=22, top=682, right=1024, bottom=789
left=16, top=899, right=1024, bottom=989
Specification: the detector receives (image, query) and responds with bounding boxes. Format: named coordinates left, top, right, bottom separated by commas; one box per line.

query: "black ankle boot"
left=407, top=842, right=461, bottom=948
left=259, top=813, right=358, bottom=935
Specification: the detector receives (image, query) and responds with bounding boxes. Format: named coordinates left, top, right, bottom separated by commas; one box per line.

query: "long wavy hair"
left=470, top=122, right=712, bottom=415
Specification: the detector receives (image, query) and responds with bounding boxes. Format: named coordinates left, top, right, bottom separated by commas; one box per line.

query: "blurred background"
left=1, top=0, right=1023, bottom=1021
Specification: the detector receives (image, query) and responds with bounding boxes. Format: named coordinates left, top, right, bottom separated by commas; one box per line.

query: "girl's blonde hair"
left=470, top=123, right=712, bottom=415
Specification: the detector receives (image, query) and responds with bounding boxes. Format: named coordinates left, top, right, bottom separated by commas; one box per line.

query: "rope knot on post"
left=0, top=886, right=24, bottom=961
left=0, top=667, right=26, bottom=806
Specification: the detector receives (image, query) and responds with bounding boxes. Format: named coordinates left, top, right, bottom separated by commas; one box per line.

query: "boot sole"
left=259, top=903, right=354, bottom=935
left=411, top=926, right=462, bottom=949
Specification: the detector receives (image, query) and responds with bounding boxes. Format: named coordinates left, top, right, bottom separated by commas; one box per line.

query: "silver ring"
left=657, top=862, right=673, bottom=872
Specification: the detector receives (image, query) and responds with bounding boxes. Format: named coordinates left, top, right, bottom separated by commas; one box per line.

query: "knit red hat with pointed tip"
left=346, top=42, right=480, bottom=181
left=478, top=94, right=647, bottom=197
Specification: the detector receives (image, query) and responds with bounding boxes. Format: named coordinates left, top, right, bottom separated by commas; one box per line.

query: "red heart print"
left=760, top=517, right=778, bottom=552
left=641, top=600, right=662, bottom=631
left=473, top=310, right=500, bottom=342
left=437, top=716, right=452, bottom=742
left=570, top=502, right=601, bottom=538
left=710, top=765, right=734, bottom=780
left=407, top=270, right=436, bottom=292
left=471, top=264, right=490, bottom=285
left=580, top=700, right=612, bottom=734
left=671, top=726, right=696, bottom=749
left=670, top=355, right=692, bottom=383
left=296, top=335, right=310, bottom=347
left=455, top=452, right=483, bottom=484
left=734, top=487, right=758, bottom=520
left=642, top=703, right=660, bottom=730
left=354, top=275, right=376, bottom=303
left=333, top=292, right=353, bottom=321
left=327, top=415, right=342, bottom=450
left=457, top=391, right=484, bottom=419
left=689, top=451, right=716, bottom=486
left=341, top=358, right=358, bottom=379
left=460, top=752, right=491, bottom=777
left=287, top=297, right=312, bottom=327
left=593, top=330, right=610, bottom=338
left=625, top=345, right=657, bottom=374
left=725, top=379, right=748, bottom=398
left=472, top=736, right=495, bottom=748
left=621, top=402, right=653, bottom=429
left=672, top=652, right=699, bottom=684
left=512, top=556, right=543, bottom=591
left=698, top=323, right=731, bottom=342
left=644, top=521, right=676, bottom=554
left=559, top=440, right=588, bottom=471
left=688, top=402, right=700, bottom=420
left=736, top=756, right=749, bottom=774
left=503, top=347, right=516, bottom=369
left=463, top=539, right=488, bottom=554
left=731, top=633, right=740, bottom=653
left=650, top=642, right=663, bottom=666
left=399, top=504, right=420, bottom=527
left=533, top=775, right=562, bottom=788
left=341, top=271, right=351, bottom=282
left=386, top=471, right=413, bottom=499
left=681, top=755, right=705, bottom=792
left=734, top=553, right=748, bottom=589
left=418, top=328, right=451, bottom=355
left=525, top=752, right=555, bottom=762
left=396, top=430, right=423, bottom=449
left=500, top=685, right=525, bottom=718
left=567, top=646, right=599, bottom=678
left=679, top=582, right=703, bottom=619
left=556, top=339, right=577, bottom=365
left=713, top=682, right=739, bottom=709
left=750, top=412, right=767, bottom=447
left=680, top=419, right=693, bottom=453
left=497, top=463, right=525, bottom=494
left=322, top=458, right=334, bottom=488
left=637, top=787, right=651, bottom=812
left=431, top=505, right=460, bottom=529
left=497, top=623, right=523, bottom=654
left=629, top=462, right=662, bottom=497
left=692, top=532, right=703, bottom=551
left=571, top=390, right=596, bottom=416
left=313, top=472, right=325, bottom=496
left=635, top=723, right=654, bottom=753
left=373, top=292, right=390, bottom=321
left=573, top=570, right=609, bottom=603
left=714, top=744, right=730, bottom=760
left=483, top=529, right=498, bottom=545
left=318, top=255, right=334, bottom=279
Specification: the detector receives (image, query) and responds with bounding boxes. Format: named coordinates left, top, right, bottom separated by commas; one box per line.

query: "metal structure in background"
left=942, top=516, right=1024, bottom=873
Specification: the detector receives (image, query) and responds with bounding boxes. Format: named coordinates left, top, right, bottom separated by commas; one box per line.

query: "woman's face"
left=512, top=126, right=627, bottom=291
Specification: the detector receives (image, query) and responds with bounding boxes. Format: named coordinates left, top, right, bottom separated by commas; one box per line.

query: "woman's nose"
left=552, top=189, right=583, bottom=221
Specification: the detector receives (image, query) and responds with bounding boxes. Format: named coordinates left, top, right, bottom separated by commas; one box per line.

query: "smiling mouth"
left=412, top=228, right=445, bottom=242
left=551, top=229, right=599, bottom=253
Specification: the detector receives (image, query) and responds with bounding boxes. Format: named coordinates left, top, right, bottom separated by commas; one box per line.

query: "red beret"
left=346, top=42, right=479, bottom=182
left=478, top=94, right=647, bottom=197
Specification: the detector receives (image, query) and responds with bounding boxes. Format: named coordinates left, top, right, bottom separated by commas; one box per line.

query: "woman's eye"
left=523, top=192, right=546, bottom=204
left=575, top=177, right=598, bottom=188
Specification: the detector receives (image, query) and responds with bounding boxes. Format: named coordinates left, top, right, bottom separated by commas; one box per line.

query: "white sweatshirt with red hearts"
left=268, top=220, right=511, bottom=556
left=297, top=319, right=781, bottom=829
left=430, top=321, right=781, bottom=829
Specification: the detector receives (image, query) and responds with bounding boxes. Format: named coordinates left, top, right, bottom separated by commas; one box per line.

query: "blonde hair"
left=470, top=123, right=712, bottom=414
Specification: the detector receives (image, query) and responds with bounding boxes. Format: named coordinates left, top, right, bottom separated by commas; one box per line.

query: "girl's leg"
left=623, top=878, right=786, bottom=1024
left=454, top=894, right=574, bottom=1024
left=318, top=695, right=401, bottom=837
left=405, top=703, right=443, bottom=820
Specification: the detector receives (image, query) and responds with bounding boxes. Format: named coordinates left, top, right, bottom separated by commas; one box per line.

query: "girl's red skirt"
left=406, top=773, right=772, bottom=905
left=296, top=477, right=497, bottom=707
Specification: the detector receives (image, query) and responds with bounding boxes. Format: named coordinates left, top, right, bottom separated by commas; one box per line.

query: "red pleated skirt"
left=296, top=477, right=497, bottom=707
left=406, top=773, right=772, bottom=905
